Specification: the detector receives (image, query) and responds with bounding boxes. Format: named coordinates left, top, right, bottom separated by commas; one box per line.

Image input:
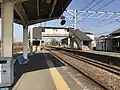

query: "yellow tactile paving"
left=47, top=58, right=70, bottom=90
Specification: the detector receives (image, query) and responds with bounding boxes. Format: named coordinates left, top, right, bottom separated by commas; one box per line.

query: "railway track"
left=58, top=50, right=120, bottom=76
left=47, top=48, right=120, bottom=90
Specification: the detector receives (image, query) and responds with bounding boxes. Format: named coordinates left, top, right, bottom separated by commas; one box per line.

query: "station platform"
left=81, top=50, right=120, bottom=58
left=11, top=50, right=103, bottom=90
left=53, top=47, right=120, bottom=67
left=59, top=47, right=120, bottom=58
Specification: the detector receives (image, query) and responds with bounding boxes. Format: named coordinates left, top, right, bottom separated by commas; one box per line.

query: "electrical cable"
left=81, top=0, right=96, bottom=10
left=96, top=0, right=116, bottom=11
left=79, top=0, right=116, bottom=24
left=65, top=19, right=74, bottom=27
left=95, top=31, right=112, bottom=35
left=100, top=20, right=116, bottom=27
left=97, top=19, right=120, bottom=28
left=88, top=0, right=104, bottom=10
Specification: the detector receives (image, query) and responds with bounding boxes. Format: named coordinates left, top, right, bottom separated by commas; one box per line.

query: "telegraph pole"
left=74, top=9, right=77, bottom=30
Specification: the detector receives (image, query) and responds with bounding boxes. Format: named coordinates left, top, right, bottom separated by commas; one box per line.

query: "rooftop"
left=69, top=29, right=92, bottom=41
left=110, top=28, right=120, bottom=35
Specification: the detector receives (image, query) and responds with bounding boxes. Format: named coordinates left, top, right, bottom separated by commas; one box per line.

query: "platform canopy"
left=0, top=0, right=72, bottom=25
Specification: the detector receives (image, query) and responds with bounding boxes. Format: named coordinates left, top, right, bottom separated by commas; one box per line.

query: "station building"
left=62, top=29, right=93, bottom=50
left=96, top=28, right=120, bottom=52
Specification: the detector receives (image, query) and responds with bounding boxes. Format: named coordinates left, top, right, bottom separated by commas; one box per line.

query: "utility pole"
left=66, top=9, right=120, bottom=28
left=74, top=9, right=77, bottom=30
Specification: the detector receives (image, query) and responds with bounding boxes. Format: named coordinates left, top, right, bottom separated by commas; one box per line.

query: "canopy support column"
left=23, top=25, right=28, bottom=60
left=0, top=1, right=14, bottom=87
left=68, top=38, right=70, bottom=48
left=1, top=1, right=14, bottom=57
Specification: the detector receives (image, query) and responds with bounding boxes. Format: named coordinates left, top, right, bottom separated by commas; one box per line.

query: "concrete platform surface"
left=11, top=50, right=104, bottom=90
left=82, top=50, right=120, bottom=58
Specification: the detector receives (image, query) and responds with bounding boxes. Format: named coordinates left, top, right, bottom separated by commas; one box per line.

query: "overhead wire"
left=100, top=20, right=116, bottom=27
left=79, top=0, right=117, bottom=35
left=65, top=0, right=96, bottom=27
left=78, top=0, right=116, bottom=28
left=82, top=0, right=116, bottom=21
left=96, top=0, right=117, bottom=27
left=88, top=0, right=104, bottom=10
left=66, top=0, right=116, bottom=30
left=81, top=0, right=96, bottom=10
left=77, top=0, right=105, bottom=24
left=94, top=19, right=120, bottom=29
left=96, top=0, right=116, bottom=11
left=65, top=19, right=74, bottom=27
left=95, top=31, right=112, bottom=35
left=66, top=0, right=103, bottom=27
left=81, top=0, right=116, bottom=21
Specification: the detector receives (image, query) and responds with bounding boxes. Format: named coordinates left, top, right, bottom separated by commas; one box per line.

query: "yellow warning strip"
left=47, top=59, right=70, bottom=90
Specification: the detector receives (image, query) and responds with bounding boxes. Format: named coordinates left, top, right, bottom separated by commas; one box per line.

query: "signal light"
left=60, top=20, right=66, bottom=25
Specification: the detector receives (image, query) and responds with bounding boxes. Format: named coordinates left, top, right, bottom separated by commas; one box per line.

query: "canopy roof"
left=69, top=29, right=92, bottom=41
left=110, top=28, right=120, bottom=35
left=0, top=0, right=72, bottom=25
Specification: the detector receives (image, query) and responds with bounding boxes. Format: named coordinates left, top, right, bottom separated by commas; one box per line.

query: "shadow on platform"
left=11, top=52, right=65, bottom=89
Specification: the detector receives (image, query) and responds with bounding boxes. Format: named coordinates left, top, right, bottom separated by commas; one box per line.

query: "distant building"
left=96, top=35, right=110, bottom=51
left=84, top=32, right=96, bottom=49
left=96, top=28, right=120, bottom=52
left=62, top=29, right=92, bottom=50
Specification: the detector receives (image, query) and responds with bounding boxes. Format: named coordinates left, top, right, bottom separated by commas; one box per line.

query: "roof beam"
left=0, top=0, right=28, bottom=3
left=49, top=0, right=57, bottom=18
left=15, top=3, right=28, bottom=25
left=14, top=18, right=23, bottom=24
left=37, top=0, right=40, bottom=19
left=28, top=17, right=58, bottom=25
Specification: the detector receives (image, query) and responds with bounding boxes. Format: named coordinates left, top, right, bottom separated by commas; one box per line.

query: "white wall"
left=96, top=39, right=113, bottom=51
left=86, top=34, right=96, bottom=48
left=42, top=29, right=69, bottom=37
left=106, top=39, right=112, bottom=51
left=96, top=39, right=105, bottom=50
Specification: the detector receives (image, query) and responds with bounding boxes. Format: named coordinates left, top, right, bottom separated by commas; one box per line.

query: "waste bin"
left=0, top=57, right=14, bottom=87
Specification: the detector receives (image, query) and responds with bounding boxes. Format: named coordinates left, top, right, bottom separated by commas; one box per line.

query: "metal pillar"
left=70, top=37, right=74, bottom=48
left=23, top=25, right=28, bottom=60
left=69, top=9, right=77, bottom=49
left=74, top=9, right=77, bottom=30
left=67, top=38, right=70, bottom=48
left=30, top=27, right=33, bottom=53
left=1, top=1, right=14, bottom=57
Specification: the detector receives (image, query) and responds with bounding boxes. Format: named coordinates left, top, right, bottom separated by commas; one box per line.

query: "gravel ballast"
left=51, top=50, right=120, bottom=90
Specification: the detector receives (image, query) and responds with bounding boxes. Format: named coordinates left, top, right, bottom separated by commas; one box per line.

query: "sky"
left=1, top=0, right=120, bottom=42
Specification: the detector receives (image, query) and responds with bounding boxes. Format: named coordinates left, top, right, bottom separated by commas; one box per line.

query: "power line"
left=88, top=19, right=120, bottom=31
left=65, top=19, right=74, bottom=27
left=100, top=20, right=116, bottom=27
left=88, top=0, right=104, bottom=10
left=79, top=0, right=116, bottom=26
left=95, top=31, right=112, bottom=35
left=116, top=19, right=120, bottom=23
left=99, top=14, right=120, bottom=24
left=77, top=0, right=112, bottom=23
left=66, top=0, right=116, bottom=29
left=96, top=0, right=116, bottom=11
left=81, top=0, right=96, bottom=10
left=97, top=0, right=116, bottom=24
left=98, top=19, right=120, bottom=28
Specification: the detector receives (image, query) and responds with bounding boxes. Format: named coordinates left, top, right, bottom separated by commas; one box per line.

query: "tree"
left=51, top=38, right=59, bottom=46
